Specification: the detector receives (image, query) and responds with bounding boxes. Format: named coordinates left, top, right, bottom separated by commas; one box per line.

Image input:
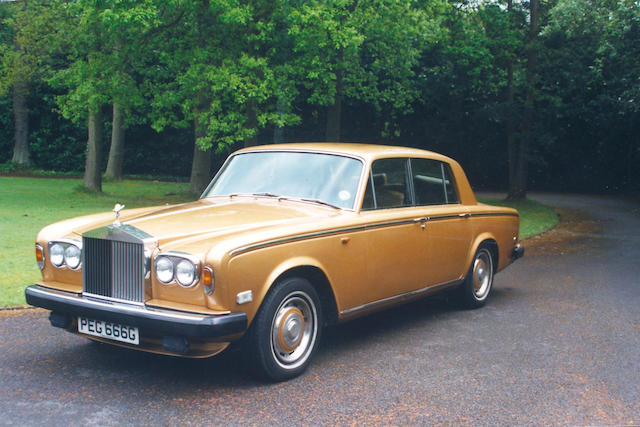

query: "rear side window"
left=410, top=158, right=459, bottom=205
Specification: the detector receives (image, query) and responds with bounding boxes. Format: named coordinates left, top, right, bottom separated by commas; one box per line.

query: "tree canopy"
left=0, top=0, right=638, bottom=196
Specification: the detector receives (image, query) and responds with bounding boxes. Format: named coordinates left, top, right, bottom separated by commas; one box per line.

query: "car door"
left=359, top=158, right=428, bottom=303
left=410, top=158, right=472, bottom=286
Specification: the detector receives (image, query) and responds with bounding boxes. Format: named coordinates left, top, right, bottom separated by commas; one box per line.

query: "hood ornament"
left=113, top=203, right=125, bottom=226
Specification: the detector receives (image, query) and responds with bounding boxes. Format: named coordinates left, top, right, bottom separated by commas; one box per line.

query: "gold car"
left=26, top=143, right=523, bottom=381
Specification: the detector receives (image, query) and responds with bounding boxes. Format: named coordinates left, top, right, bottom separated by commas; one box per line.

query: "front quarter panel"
left=223, top=230, right=368, bottom=326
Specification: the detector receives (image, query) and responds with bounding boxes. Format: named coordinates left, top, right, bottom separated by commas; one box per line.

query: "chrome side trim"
left=366, top=218, right=417, bottom=229
left=229, top=211, right=517, bottom=257
left=340, top=278, right=463, bottom=316
left=470, top=212, right=519, bottom=218
left=229, top=225, right=367, bottom=256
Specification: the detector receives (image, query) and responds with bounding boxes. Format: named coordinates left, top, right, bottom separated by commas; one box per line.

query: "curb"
left=0, top=305, right=36, bottom=312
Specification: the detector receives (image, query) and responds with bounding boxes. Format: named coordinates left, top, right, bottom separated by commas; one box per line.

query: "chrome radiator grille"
left=82, top=237, right=145, bottom=303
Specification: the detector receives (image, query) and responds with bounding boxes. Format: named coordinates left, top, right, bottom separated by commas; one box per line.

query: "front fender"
left=226, top=250, right=333, bottom=326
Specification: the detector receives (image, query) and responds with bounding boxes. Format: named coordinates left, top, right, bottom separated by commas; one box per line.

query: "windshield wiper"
left=299, top=198, right=342, bottom=210
left=251, top=192, right=280, bottom=198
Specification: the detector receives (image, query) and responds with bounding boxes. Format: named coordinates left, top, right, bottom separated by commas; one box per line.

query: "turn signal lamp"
left=35, top=244, right=45, bottom=270
left=203, top=266, right=214, bottom=295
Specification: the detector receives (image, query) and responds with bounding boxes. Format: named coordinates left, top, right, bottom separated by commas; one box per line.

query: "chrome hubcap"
left=271, top=292, right=317, bottom=369
left=472, top=249, right=493, bottom=300
left=278, top=307, right=304, bottom=352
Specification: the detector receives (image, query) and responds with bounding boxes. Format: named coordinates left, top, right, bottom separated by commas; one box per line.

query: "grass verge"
left=0, top=177, right=195, bottom=307
left=479, top=197, right=559, bottom=240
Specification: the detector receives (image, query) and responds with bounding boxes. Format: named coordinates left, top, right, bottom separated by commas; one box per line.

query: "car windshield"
left=204, top=151, right=364, bottom=209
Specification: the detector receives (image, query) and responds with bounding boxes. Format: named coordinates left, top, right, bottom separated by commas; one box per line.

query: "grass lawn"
left=480, top=197, right=559, bottom=240
left=0, top=177, right=195, bottom=307
left=0, top=177, right=557, bottom=307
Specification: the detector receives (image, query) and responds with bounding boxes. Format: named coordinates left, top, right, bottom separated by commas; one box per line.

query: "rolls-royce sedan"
left=26, top=143, right=524, bottom=381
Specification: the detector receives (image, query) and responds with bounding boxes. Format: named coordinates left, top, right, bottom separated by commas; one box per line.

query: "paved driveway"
left=1, top=193, right=638, bottom=425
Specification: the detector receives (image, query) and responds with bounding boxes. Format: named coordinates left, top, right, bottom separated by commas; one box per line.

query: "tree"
left=538, top=0, right=640, bottom=192
left=507, top=0, right=539, bottom=200
left=149, top=0, right=299, bottom=194
left=288, top=0, right=426, bottom=141
left=0, top=0, right=63, bottom=166
left=52, top=0, right=161, bottom=190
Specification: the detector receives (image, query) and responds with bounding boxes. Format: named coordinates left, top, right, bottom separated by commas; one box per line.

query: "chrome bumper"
left=25, top=285, right=247, bottom=339
left=512, top=243, right=525, bottom=261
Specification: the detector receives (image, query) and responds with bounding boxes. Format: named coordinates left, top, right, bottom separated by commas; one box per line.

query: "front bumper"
left=25, top=285, right=247, bottom=339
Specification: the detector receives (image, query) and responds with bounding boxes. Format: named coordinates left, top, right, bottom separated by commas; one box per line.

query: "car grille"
left=82, top=237, right=145, bottom=303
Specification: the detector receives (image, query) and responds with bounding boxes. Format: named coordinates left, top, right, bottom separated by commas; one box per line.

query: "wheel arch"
left=259, top=259, right=339, bottom=327
left=276, top=266, right=339, bottom=326
left=466, top=234, right=499, bottom=274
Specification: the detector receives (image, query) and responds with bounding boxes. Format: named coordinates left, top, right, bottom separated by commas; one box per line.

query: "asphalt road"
left=1, top=193, right=639, bottom=426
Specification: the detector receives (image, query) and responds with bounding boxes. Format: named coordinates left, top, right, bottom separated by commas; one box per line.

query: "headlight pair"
left=154, top=254, right=199, bottom=287
left=48, top=241, right=82, bottom=269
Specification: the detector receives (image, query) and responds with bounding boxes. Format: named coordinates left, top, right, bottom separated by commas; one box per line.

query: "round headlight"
left=50, top=243, right=65, bottom=267
left=155, top=257, right=174, bottom=283
left=176, top=259, right=196, bottom=287
left=64, top=244, right=81, bottom=269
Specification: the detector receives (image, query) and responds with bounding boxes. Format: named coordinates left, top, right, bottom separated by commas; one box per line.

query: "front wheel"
left=243, top=277, right=322, bottom=381
left=457, top=246, right=494, bottom=309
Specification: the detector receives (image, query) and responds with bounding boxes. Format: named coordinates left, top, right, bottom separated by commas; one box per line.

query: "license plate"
left=78, top=317, right=139, bottom=345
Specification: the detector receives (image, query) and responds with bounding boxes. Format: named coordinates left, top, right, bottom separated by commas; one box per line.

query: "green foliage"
left=0, top=176, right=195, bottom=307
left=50, top=0, right=162, bottom=123
left=148, top=0, right=300, bottom=153
left=0, top=0, right=638, bottom=193
left=480, top=197, right=559, bottom=240
left=288, top=0, right=428, bottom=118
left=533, top=0, right=640, bottom=191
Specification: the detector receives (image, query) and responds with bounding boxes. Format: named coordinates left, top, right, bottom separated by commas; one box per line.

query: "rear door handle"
left=458, top=213, right=471, bottom=218
left=413, top=217, right=428, bottom=229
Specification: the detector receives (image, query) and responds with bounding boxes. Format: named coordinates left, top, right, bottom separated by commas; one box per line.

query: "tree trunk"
left=11, top=79, right=31, bottom=166
left=508, top=0, right=539, bottom=200
left=505, top=0, right=517, bottom=197
left=325, top=64, right=343, bottom=142
left=83, top=107, right=104, bottom=192
left=244, top=99, right=258, bottom=147
left=105, top=102, right=125, bottom=180
left=506, top=61, right=517, bottom=195
left=189, top=120, right=212, bottom=195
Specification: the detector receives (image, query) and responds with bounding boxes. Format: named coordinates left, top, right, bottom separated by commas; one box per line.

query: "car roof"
left=235, top=143, right=455, bottom=163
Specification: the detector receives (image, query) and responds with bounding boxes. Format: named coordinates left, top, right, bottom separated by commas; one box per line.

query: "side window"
left=410, top=158, right=459, bottom=205
left=370, top=158, right=412, bottom=209
left=442, top=163, right=459, bottom=204
left=361, top=173, right=375, bottom=210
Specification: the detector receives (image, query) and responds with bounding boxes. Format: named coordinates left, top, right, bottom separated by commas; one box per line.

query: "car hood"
left=69, top=197, right=347, bottom=256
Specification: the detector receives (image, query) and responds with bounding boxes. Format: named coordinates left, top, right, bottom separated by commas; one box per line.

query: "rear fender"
left=465, top=233, right=499, bottom=275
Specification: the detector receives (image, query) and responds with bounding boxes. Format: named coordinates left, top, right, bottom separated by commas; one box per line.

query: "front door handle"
left=413, top=217, right=428, bottom=229
left=458, top=213, right=471, bottom=218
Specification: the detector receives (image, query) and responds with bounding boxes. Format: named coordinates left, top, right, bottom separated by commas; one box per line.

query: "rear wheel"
left=458, top=246, right=494, bottom=309
left=244, top=277, right=322, bottom=381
